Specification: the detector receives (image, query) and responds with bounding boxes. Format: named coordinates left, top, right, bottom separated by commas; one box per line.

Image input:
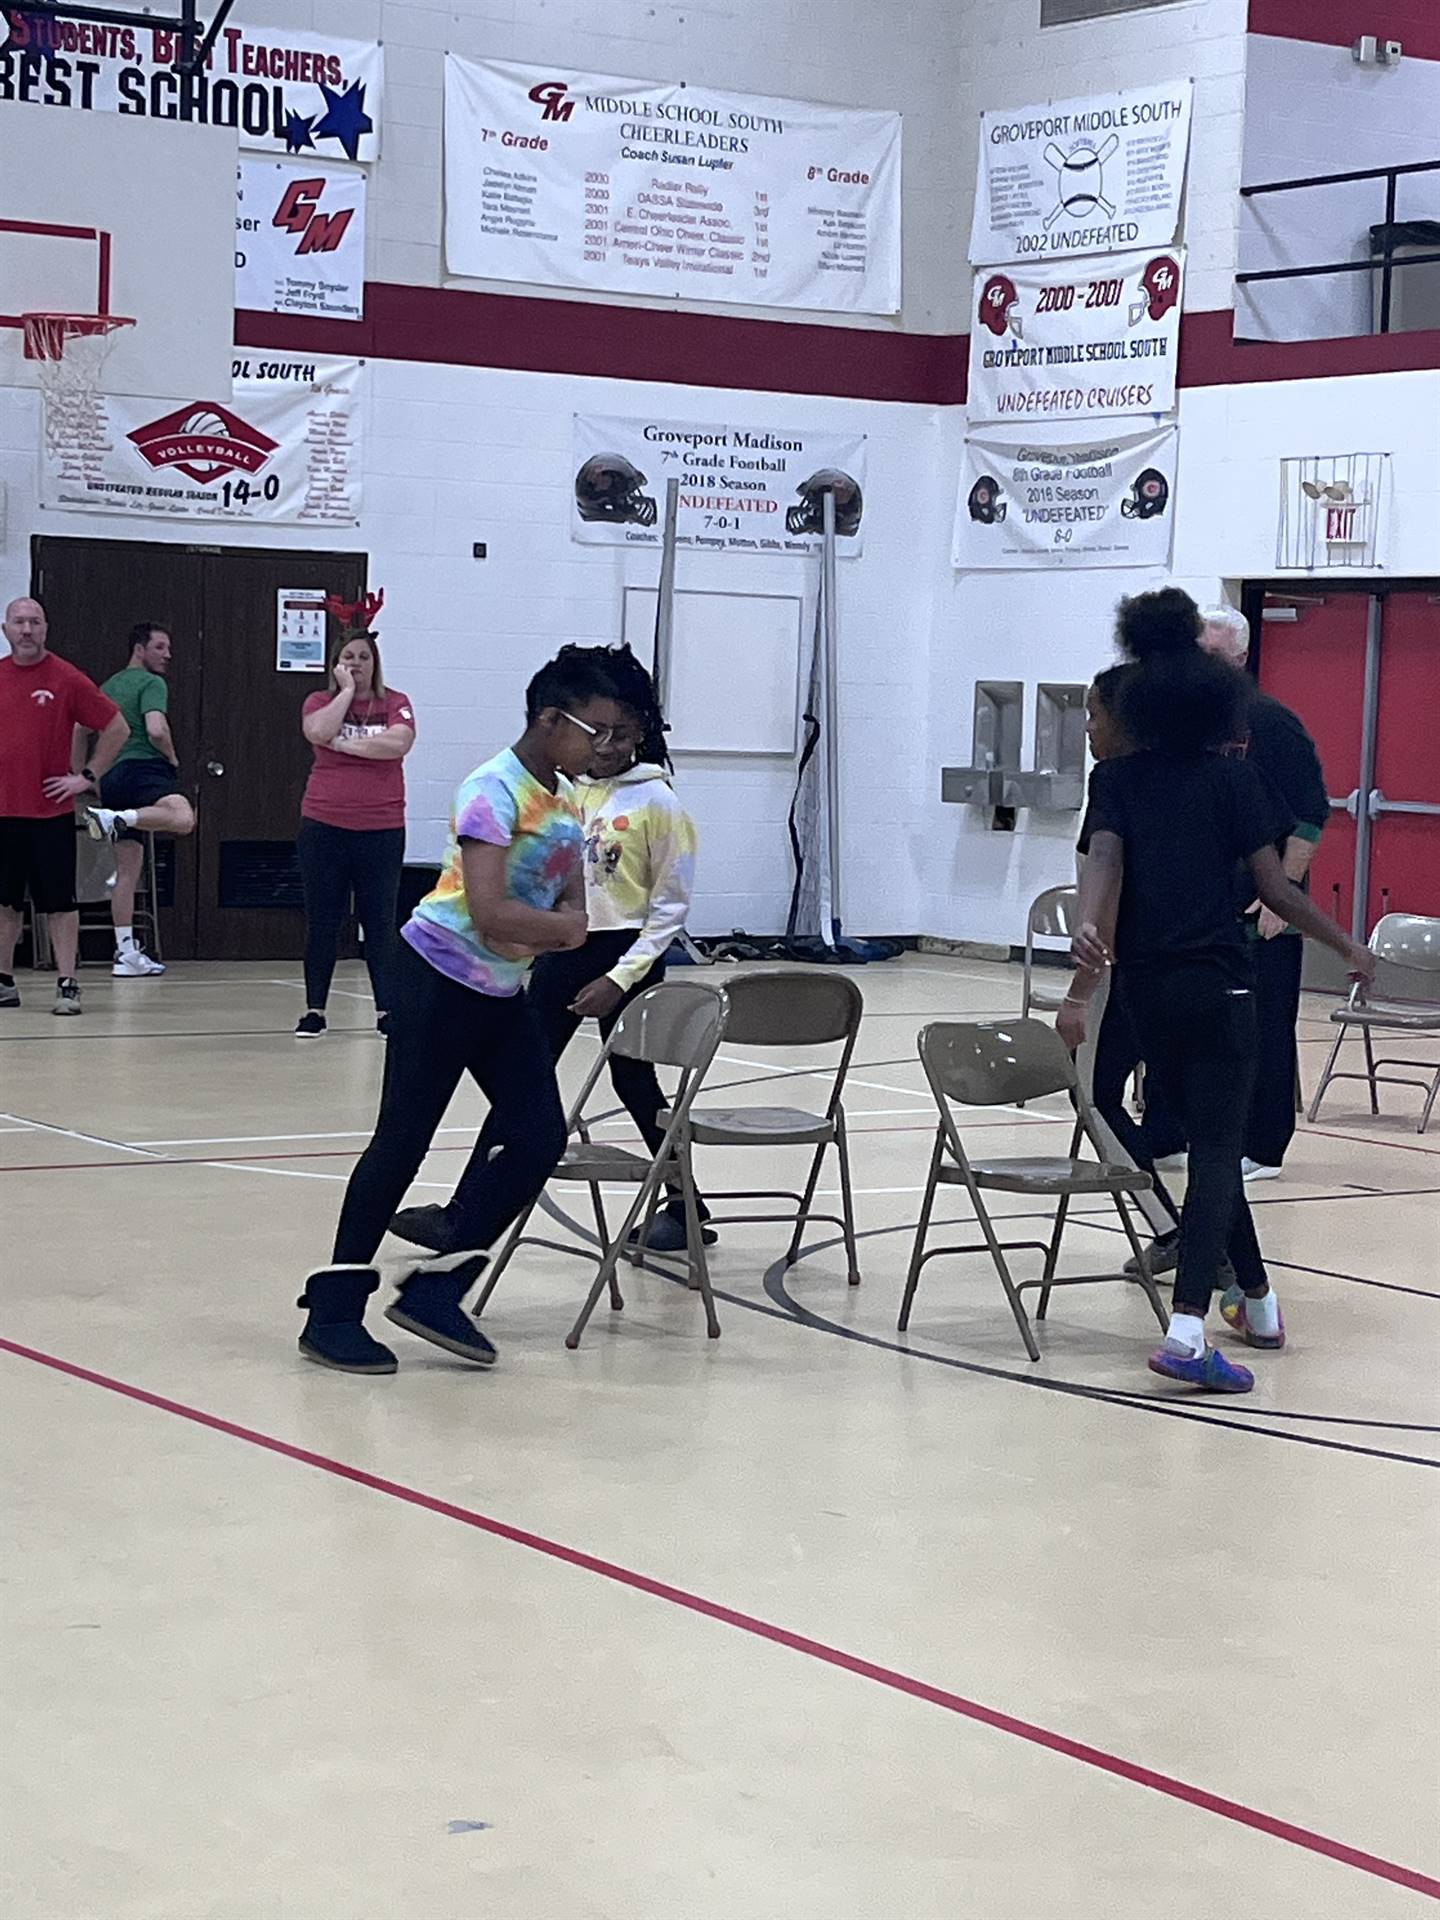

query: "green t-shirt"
left=100, top=666, right=169, bottom=765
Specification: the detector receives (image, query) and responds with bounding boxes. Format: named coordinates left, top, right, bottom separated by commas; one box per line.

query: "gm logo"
left=528, top=80, right=575, bottom=123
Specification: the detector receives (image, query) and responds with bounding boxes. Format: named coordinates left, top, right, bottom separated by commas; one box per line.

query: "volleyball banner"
left=40, top=355, right=363, bottom=525
left=572, top=413, right=868, bottom=556
left=967, top=249, right=1184, bottom=425
left=0, top=15, right=383, bottom=160
left=968, top=81, right=1192, bottom=265
left=953, top=419, right=1177, bottom=570
left=445, top=57, right=900, bottom=315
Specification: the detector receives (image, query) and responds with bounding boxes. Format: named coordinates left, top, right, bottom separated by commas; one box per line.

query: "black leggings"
left=296, top=818, right=404, bottom=1013
left=447, top=928, right=692, bottom=1225
left=1123, top=960, right=1268, bottom=1315
left=1090, top=980, right=1181, bottom=1232
left=332, top=941, right=567, bottom=1265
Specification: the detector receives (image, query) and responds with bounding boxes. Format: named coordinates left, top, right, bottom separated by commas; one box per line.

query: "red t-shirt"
left=300, top=688, right=414, bottom=832
left=0, top=652, right=118, bottom=819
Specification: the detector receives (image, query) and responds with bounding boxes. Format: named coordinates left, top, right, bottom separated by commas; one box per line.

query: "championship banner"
left=446, top=57, right=900, bottom=315
left=954, top=420, right=1177, bottom=570
left=968, top=249, right=1184, bottom=424
left=236, top=159, right=366, bottom=320
left=0, top=13, right=383, bottom=159
left=40, top=355, right=362, bottom=526
left=968, top=81, right=1192, bottom=265
left=572, top=414, right=868, bottom=557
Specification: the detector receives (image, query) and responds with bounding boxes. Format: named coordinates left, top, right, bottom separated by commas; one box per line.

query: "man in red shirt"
left=0, top=597, right=128, bottom=1015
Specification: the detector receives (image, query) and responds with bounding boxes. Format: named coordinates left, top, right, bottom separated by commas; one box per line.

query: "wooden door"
left=30, top=537, right=206, bottom=957
left=30, top=535, right=366, bottom=960
left=193, top=546, right=366, bottom=959
left=1367, top=591, right=1440, bottom=927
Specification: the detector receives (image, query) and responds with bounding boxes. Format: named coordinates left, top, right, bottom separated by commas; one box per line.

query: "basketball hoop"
left=22, top=312, right=134, bottom=446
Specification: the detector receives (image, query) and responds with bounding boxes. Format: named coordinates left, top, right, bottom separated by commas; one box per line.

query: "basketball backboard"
left=0, top=99, right=235, bottom=400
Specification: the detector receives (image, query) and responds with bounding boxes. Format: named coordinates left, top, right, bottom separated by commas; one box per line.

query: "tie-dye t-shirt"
left=402, top=748, right=582, bottom=996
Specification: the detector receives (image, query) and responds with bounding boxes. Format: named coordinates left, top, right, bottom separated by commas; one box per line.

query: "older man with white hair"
left=0, top=596, right=128, bottom=1015
left=1141, top=602, right=1329, bottom=1178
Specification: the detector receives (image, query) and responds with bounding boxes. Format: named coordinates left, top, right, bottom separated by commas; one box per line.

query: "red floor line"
left=2, top=1335, right=1435, bottom=1902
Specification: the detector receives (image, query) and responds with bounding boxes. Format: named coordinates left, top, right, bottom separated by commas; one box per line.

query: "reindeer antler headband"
left=325, top=588, right=384, bottom=638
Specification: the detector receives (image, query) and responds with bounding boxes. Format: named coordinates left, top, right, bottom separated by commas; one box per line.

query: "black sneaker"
left=627, top=1208, right=718, bottom=1254
left=53, top=977, right=82, bottom=1017
left=0, top=976, right=19, bottom=1010
left=390, top=1202, right=462, bottom=1254
left=385, top=1253, right=497, bottom=1367
left=294, top=1011, right=327, bottom=1039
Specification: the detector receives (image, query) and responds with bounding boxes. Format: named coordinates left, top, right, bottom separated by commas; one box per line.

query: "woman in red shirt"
left=296, top=596, right=415, bottom=1038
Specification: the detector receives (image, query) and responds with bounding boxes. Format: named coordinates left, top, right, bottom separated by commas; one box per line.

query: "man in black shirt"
left=1141, top=605, right=1329, bottom=1177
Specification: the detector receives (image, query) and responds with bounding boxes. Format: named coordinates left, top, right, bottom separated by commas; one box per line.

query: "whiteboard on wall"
left=621, top=587, right=802, bottom=757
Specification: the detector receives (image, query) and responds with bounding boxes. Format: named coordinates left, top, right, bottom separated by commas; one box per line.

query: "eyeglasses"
left=560, top=709, right=617, bottom=745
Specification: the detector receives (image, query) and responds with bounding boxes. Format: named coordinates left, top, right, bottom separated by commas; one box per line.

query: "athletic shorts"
left=100, top=759, right=182, bottom=840
left=0, top=814, right=78, bottom=915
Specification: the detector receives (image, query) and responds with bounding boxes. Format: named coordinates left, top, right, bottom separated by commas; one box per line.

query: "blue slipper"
left=1148, top=1343, right=1254, bottom=1393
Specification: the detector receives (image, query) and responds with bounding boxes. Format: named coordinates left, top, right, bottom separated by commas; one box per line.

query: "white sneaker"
left=113, top=945, right=165, bottom=977
left=85, top=807, right=123, bottom=842
left=1241, top=1158, right=1282, bottom=1182
left=1153, top=1151, right=1188, bottom=1172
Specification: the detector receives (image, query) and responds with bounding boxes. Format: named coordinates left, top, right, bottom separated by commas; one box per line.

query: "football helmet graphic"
left=786, top=468, right=864, bottom=537
left=1121, top=468, right=1169, bottom=519
left=978, top=273, right=1021, bottom=339
left=1129, top=254, right=1181, bottom=326
left=574, top=454, right=657, bottom=526
left=966, top=475, right=1007, bottom=524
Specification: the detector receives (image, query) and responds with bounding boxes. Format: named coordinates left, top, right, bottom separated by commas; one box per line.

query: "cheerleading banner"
left=968, top=81, right=1192, bottom=265
left=0, top=14, right=383, bottom=160
left=445, top=57, right=900, bottom=314
left=967, top=249, right=1184, bottom=425
left=572, top=413, right=868, bottom=556
left=40, top=355, right=362, bottom=525
left=953, top=420, right=1177, bottom=571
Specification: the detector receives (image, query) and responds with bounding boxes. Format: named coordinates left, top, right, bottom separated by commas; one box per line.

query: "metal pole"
left=651, top=477, right=680, bottom=704
left=1379, top=169, right=1397, bottom=335
left=1352, top=593, right=1384, bottom=941
left=820, top=488, right=843, bottom=942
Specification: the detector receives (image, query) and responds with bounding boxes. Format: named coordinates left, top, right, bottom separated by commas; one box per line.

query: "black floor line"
left=1070, top=1211, right=1440, bottom=1301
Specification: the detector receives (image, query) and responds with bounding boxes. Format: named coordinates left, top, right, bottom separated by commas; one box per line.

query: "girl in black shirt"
left=1060, top=592, right=1374, bottom=1392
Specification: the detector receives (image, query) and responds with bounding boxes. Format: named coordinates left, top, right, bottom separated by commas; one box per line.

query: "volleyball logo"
left=127, top=402, right=279, bottom=486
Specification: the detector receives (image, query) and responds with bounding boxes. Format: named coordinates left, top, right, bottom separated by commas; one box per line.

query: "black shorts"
left=100, top=757, right=181, bottom=833
left=0, top=814, right=78, bottom=915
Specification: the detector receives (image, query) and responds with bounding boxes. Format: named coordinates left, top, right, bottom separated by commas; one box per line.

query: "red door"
left=1368, top=591, right=1440, bottom=927
left=1254, top=592, right=1367, bottom=935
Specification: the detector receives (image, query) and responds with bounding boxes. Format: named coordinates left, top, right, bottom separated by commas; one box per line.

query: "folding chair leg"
left=834, top=1113, right=861, bottom=1287
left=473, top=1200, right=536, bottom=1318
left=1419, top=1066, right=1440, bottom=1136
left=898, top=1134, right=943, bottom=1334
left=567, top=1168, right=667, bottom=1349
left=680, top=1146, right=720, bottom=1339
left=1114, top=1191, right=1169, bottom=1331
left=972, top=1193, right=1041, bottom=1362
left=588, top=1181, right=623, bottom=1310
left=784, top=1138, right=828, bottom=1266
left=1035, top=1193, right=1070, bottom=1322
left=1363, top=1026, right=1380, bottom=1115
left=1306, top=1029, right=1346, bottom=1122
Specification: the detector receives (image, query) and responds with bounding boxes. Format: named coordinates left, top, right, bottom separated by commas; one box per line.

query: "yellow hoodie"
left=571, top=762, right=698, bottom=992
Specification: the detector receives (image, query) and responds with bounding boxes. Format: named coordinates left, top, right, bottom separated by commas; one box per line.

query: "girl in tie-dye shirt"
left=295, top=647, right=625, bottom=1377
left=394, top=645, right=707, bottom=1260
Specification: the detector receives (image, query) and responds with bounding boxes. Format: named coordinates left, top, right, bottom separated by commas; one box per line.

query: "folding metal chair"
left=473, top=980, right=729, bottom=1348
left=668, top=969, right=864, bottom=1286
left=1307, top=913, right=1440, bottom=1134
left=899, top=1018, right=1168, bottom=1360
left=1019, top=884, right=1078, bottom=1019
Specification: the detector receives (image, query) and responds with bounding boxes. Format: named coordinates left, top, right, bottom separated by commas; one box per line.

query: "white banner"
left=445, top=57, right=900, bottom=315
left=573, top=414, right=867, bottom=557
left=954, top=420, right=1177, bottom=570
left=0, top=14, right=383, bottom=159
left=968, top=81, right=1192, bottom=265
left=236, top=159, right=366, bottom=320
left=40, top=355, right=362, bottom=525
left=968, top=249, right=1184, bottom=424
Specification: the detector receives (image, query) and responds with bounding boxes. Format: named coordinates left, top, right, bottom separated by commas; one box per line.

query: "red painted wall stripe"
left=235, top=288, right=1440, bottom=405
left=3, top=1333, right=1438, bottom=1902
left=1249, top=2, right=1440, bottom=64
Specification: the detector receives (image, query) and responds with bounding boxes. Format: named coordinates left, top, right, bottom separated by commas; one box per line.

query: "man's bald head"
left=3, top=597, right=47, bottom=664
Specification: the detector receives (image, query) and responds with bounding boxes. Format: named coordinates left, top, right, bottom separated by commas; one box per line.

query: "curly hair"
left=525, top=644, right=620, bottom=724
left=598, top=643, right=670, bottom=767
left=1115, top=587, right=1203, bottom=661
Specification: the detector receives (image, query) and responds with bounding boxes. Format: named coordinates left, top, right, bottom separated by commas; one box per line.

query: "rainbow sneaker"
left=1219, top=1284, right=1286, bottom=1350
left=1148, top=1343, right=1254, bottom=1392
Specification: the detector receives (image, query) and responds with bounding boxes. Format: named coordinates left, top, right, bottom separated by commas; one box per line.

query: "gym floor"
left=2, top=954, right=1436, bottom=1918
